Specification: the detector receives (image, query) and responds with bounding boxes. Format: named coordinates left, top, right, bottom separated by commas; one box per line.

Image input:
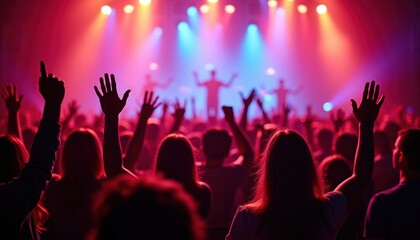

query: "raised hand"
left=67, top=100, right=80, bottom=117
left=172, top=98, right=186, bottom=121
left=240, top=89, right=256, bottom=109
left=94, top=73, right=130, bottom=116
left=140, top=91, right=160, bottom=119
left=330, top=108, right=345, bottom=132
left=2, top=84, right=23, bottom=113
left=39, top=61, right=65, bottom=105
left=351, top=81, right=384, bottom=125
left=222, top=105, right=235, bottom=123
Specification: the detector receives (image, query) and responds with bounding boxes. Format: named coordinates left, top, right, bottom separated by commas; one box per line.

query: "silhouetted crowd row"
left=1, top=61, right=419, bottom=240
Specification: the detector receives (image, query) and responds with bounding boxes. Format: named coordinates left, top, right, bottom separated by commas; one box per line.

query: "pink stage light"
left=225, top=4, right=235, bottom=14
left=101, top=5, right=112, bottom=15
left=139, top=0, right=151, bottom=6
left=200, top=4, right=210, bottom=14
left=208, top=0, right=218, bottom=3
left=123, top=4, right=134, bottom=14
left=268, top=0, right=278, bottom=8
left=149, top=62, right=159, bottom=71
left=297, top=4, right=308, bottom=14
left=316, top=4, right=328, bottom=15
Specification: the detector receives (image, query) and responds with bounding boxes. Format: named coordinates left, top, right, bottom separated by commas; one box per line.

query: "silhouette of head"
left=202, top=128, right=232, bottom=163
left=319, top=155, right=351, bottom=192
left=315, top=128, right=333, bottom=151
left=256, top=130, right=323, bottom=204
left=90, top=175, right=205, bottom=240
left=210, top=70, right=216, bottom=78
left=333, top=132, right=358, bottom=163
left=60, top=128, right=105, bottom=181
left=155, top=134, right=198, bottom=190
left=0, top=135, right=28, bottom=183
left=394, top=129, right=420, bottom=172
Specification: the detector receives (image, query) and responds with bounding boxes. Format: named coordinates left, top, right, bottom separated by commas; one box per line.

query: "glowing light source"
left=225, top=4, right=236, bottom=14
left=187, top=6, right=198, bottom=16
left=266, top=67, right=276, bottom=75
left=277, top=7, right=286, bottom=15
left=149, top=62, right=159, bottom=71
left=268, top=0, right=278, bottom=8
left=323, top=102, right=333, bottom=112
left=101, top=5, right=112, bottom=15
left=139, top=0, right=151, bottom=6
left=316, top=4, right=327, bottom=15
left=205, top=63, right=214, bottom=70
left=297, top=4, right=308, bottom=14
left=123, top=4, right=134, bottom=14
left=178, top=21, right=189, bottom=31
left=247, top=23, right=258, bottom=34
left=200, top=4, right=210, bottom=14
left=153, top=27, right=163, bottom=36
left=208, top=0, right=218, bottom=3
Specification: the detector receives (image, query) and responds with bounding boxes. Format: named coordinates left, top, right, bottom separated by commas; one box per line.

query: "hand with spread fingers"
left=94, top=73, right=130, bottom=116
left=350, top=81, right=385, bottom=125
left=2, top=84, right=23, bottom=113
left=140, top=91, right=161, bottom=120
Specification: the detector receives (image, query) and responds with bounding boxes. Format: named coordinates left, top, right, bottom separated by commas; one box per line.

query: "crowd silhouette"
left=1, top=61, right=420, bottom=240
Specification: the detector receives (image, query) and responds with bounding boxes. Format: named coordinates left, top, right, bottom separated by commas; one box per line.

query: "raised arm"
left=335, top=81, right=384, bottom=212
left=330, top=108, right=346, bottom=133
left=0, top=61, right=64, bottom=232
left=222, top=106, right=254, bottom=169
left=2, top=84, right=23, bottom=139
left=94, top=73, right=133, bottom=178
left=239, top=89, right=255, bottom=131
left=193, top=71, right=205, bottom=87
left=123, top=91, right=160, bottom=172
left=224, top=72, right=238, bottom=87
left=169, top=99, right=186, bottom=133
left=255, top=95, right=271, bottom=124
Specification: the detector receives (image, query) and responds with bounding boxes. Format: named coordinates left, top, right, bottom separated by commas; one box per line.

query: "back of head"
left=319, top=155, right=352, bottom=192
left=398, top=129, right=420, bottom=172
left=383, top=121, right=401, bottom=146
left=255, top=130, right=323, bottom=209
left=333, top=132, right=358, bottom=163
left=146, top=119, right=161, bottom=142
left=202, top=128, right=232, bottom=161
left=0, top=135, right=28, bottom=183
left=155, top=134, right=197, bottom=190
left=316, top=128, right=333, bottom=151
left=90, top=175, right=205, bottom=240
left=60, top=128, right=105, bottom=181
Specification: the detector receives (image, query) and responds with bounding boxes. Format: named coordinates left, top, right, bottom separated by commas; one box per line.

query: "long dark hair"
left=155, top=134, right=199, bottom=192
left=247, top=130, right=326, bottom=239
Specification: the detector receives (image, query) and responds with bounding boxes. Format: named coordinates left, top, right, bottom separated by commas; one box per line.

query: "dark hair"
left=60, top=128, right=105, bottom=181
left=248, top=130, right=326, bottom=238
left=90, top=175, right=205, bottom=240
left=333, top=132, right=357, bottom=163
left=319, top=155, right=351, bottom=192
left=155, top=134, right=199, bottom=192
left=398, top=129, right=420, bottom=171
left=202, top=128, right=232, bottom=160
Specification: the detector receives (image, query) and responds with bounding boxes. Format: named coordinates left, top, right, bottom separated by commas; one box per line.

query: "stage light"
left=297, top=4, right=308, bottom=14
left=225, top=4, right=235, bottom=14
left=316, top=4, right=327, bottom=14
left=247, top=23, right=258, bottom=34
left=101, top=5, right=112, bottom=15
left=149, top=62, right=159, bottom=70
left=178, top=21, right=189, bottom=31
left=323, top=102, right=333, bottom=112
left=205, top=63, right=214, bottom=70
left=139, top=0, right=151, bottom=6
left=187, top=6, right=198, bottom=16
left=268, top=0, right=278, bottom=8
left=266, top=68, right=276, bottom=75
left=123, top=4, right=134, bottom=14
left=200, top=4, right=210, bottom=14
left=277, top=7, right=285, bottom=15
left=153, top=27, right=163, bottom=36
left=208, top=0, right=218, bottom=3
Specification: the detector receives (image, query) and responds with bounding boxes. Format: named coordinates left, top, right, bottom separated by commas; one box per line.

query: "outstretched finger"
left=143, top=91, right=149, bottom=104
left=40, top=61, right=47, bottom=78
left=100, top=77, right=106, bottom=94
left=111, top=74, right=117, bottom=92
left=105, top=74, right=111, bottom=92
left=239, top=92, right=244, bottom=100
left=152, top=96, right=159, bottom=106
left=362, top=82, right=369, bottom=100
left=373, top=84, right=380, bottom=102
left=368, top=81, right=375, bottom=100
left=94, top=86, right=102, bottom=98
left=377, top=95, right=385, bottom=108
left=148, top=91, right=154, bottom=104
left=122, top=90, right=131, bottom=104
left=350, top=99, right=357, bottom=112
